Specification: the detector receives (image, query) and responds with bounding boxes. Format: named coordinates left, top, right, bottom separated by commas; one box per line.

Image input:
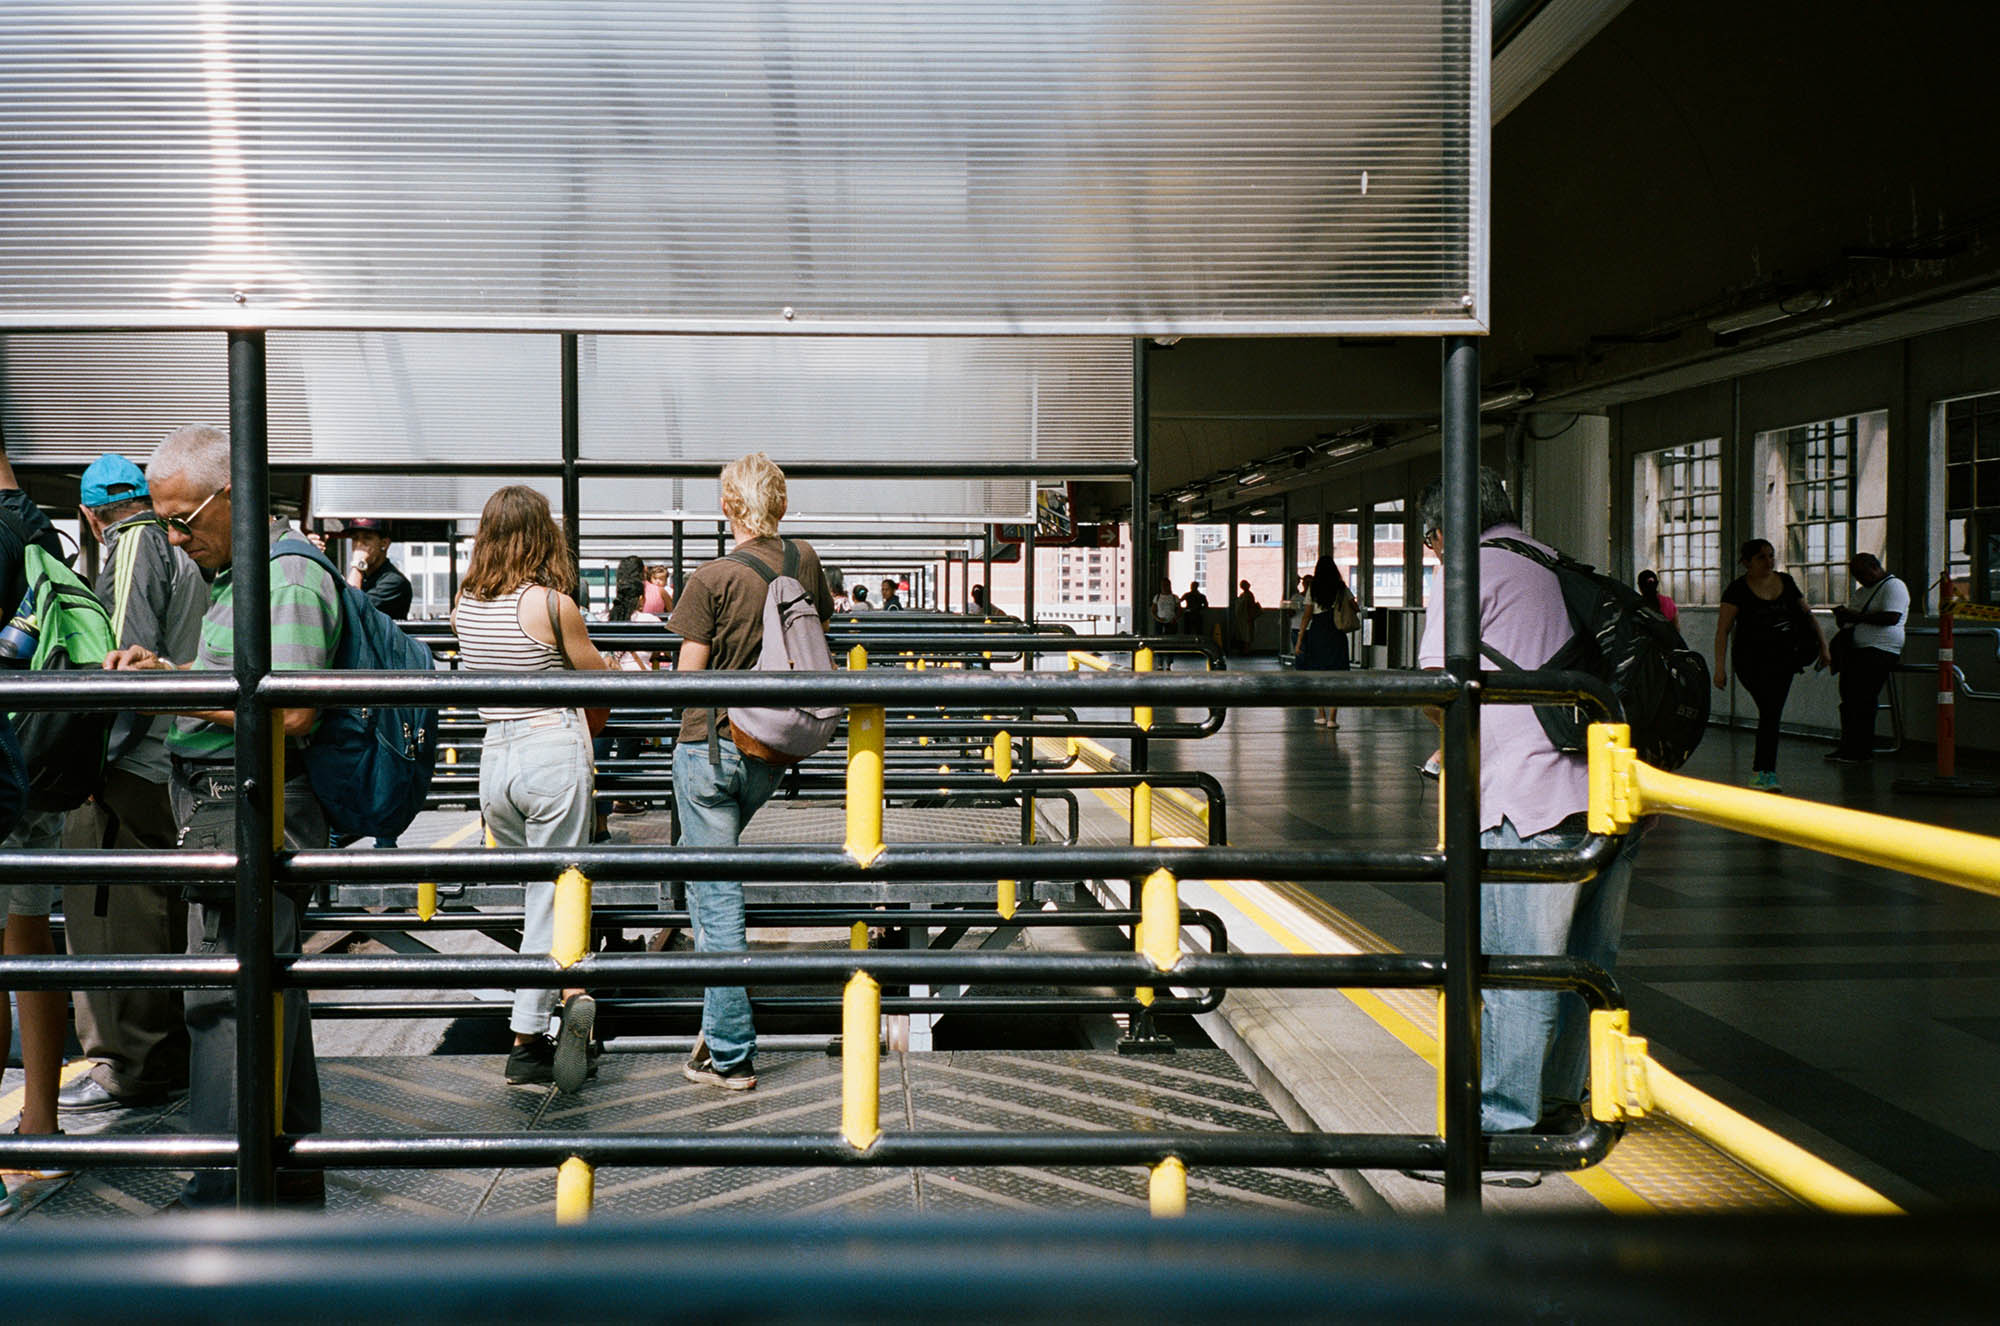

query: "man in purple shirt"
left=1417, top=468, right=1638, bottom=1162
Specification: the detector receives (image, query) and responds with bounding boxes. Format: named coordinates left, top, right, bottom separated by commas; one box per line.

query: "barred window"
left=1631, top=440, right=1721, bottom=605
left=1941, top=391, right=2000, bottom=604
left=1754, top=411, right=1888, bottom=606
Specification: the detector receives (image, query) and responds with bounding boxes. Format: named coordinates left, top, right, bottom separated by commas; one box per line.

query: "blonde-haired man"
left=667, top=454, right=834, bottom=1090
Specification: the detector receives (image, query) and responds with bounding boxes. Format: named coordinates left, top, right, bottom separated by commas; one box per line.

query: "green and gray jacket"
left=97, top=511, right=206, bottom=784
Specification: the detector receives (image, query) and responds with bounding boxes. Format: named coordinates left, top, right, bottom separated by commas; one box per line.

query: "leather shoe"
left=57, top=1076, right=170, bottom=1114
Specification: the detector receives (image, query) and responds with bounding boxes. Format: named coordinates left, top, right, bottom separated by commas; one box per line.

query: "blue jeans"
left=1480, top=816, right=1638, bottom=1133
left=672, top=738, right=784, bottom=1071
left=479, top=712, right=594, bottom=1036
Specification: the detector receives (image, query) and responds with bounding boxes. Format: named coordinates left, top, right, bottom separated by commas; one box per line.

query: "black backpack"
left=1479, top=537, right=1711, bottom=771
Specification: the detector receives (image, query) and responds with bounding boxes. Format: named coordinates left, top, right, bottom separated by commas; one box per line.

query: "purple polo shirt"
left=1418, top=523, right=1589, bottom=838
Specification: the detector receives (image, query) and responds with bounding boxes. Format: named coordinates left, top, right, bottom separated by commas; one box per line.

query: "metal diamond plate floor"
left=9, top=1049, right=1350, bottom=1222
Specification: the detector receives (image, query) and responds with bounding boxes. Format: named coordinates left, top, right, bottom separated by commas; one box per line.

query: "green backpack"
left=4, top=542, right=117, bottom=811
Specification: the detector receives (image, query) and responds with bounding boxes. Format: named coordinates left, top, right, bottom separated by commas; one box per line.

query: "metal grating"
left=0, top=1, right=1485, bottom=335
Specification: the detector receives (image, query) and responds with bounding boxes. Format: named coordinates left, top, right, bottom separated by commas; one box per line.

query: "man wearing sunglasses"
left=102, top=423, right=342, bottom=1211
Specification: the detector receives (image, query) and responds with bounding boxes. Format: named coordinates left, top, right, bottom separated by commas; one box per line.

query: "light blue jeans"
left=1480, top=815, right=1638, bottom=1133
left=673, top=737, right=785, bottom=1071
left=480, top=712, right=594, bottom=1036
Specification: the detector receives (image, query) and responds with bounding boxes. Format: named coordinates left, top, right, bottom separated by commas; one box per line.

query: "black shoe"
left=506, top=1034, right=598, bottom=1087
left=553, top=994, right=597, bottom=1095
left=683, top=1036, right=756, bottom=1091
left=1400, top=1167, right=1543, bottom=1190
left=1534, top=1103, right=1587, bottom=1136
left=58, top=1076, right=169, bottom=1114
left=1824, top=751, right=1867, bottom=765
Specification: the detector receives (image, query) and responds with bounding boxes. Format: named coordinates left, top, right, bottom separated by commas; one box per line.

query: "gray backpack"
left=714, top=540, right=840, bottom=766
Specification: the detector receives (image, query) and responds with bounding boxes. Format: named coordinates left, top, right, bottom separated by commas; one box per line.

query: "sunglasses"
left=160, top=485, right=228, bottom=538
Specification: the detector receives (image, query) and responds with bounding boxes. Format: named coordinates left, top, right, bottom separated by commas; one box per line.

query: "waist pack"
left=713, top=539, right=839, bottom=767
left=275, top=538, right=440, bottom=840
left=1480, top=537, right=1711, bottom=772
left=0, top=519, right=116, bottom=812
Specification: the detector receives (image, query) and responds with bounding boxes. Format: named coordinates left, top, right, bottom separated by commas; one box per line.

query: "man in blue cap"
left=56, top=452, right=206, bottom=1114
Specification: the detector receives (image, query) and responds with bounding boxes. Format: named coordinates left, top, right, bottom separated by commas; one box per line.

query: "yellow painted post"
left=552, top=867, right=591, bottom=968
left=1133, top=783, right=1153, bottom=848
left=992, top=729, right=1012, bottom=782
left=1135, top=868, right=1178, bottom=1006
left=417, top=881, right=438, bottom=923
left=842, top=971, right=882, bottom=1150
left=1133, top=646, right=1154, bottom=731
left=850, top=921, right=869, bottom=951
left=272, top=995, right=284, bottom=1120
left=271, top=726, right=286, bottom=850
left=1149, top=1156, right=1187, bottom=1217
left=555, top=1156, right=595, bottom=1225
left=996, top=878, right=1017, bottom=921
left=847, top=691, right=886, bottom=867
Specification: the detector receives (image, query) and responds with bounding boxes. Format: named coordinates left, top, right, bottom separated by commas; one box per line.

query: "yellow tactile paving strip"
left=1061, top=736, right=1809, bottom=1213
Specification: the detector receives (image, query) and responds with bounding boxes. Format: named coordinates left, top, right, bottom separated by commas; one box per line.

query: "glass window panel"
left=1948, top=465, right=1971, bottom=511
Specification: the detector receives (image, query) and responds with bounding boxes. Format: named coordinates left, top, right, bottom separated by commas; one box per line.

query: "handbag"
left=1331, top=589, right=1361, bottom=634
left=546, top=588, right=609, bottom=737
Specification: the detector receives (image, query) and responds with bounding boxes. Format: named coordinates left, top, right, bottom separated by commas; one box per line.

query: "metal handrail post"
left=229, top=329, right=281, bottom=1209
left=1440, top=334, right=1483, bottom=1209
left=560, top=333, right=581, bottom=590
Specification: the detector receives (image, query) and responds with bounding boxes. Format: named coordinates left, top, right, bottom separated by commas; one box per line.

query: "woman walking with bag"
left=452, top=486, right=609, bottom=1092
left=1714, top=538, right=1829, bottom=792
left=1296, top=554, right=1358, bottom=729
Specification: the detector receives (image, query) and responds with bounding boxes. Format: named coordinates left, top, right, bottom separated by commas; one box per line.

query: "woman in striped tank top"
left=453, top=486, right=608, bottom=1094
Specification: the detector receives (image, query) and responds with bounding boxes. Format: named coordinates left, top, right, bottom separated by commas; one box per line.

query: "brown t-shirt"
left=670, top=535, right=835, bottom=746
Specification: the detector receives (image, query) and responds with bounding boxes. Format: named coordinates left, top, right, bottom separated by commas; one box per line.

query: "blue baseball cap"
left=79, top=454, right=150, bottom=508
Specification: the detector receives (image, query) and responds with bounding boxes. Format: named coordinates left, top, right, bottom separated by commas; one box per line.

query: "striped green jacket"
left=168, top=522, right=343, bottom=763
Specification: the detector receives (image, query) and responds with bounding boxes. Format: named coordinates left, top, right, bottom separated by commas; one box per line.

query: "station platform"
left=7, top=676, right=1995, bottom=1223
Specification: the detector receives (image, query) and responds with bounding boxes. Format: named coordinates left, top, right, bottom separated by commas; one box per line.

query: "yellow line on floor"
left=428, top=817, right=485, bottom=850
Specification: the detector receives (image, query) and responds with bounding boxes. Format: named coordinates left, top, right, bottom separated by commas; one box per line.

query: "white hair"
left=149, top=423, right=231, bottom=492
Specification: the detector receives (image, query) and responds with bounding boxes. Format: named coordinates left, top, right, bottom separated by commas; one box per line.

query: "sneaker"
left=611, top=800, right=648, bottom=815
left=506, top=1034, right=600, bottom=1088
left=683, top=1035, right=757, bottom=1091
left=3, top=1128, right=75, bottom=1182
left=553, top=994, right=597, bottom=1095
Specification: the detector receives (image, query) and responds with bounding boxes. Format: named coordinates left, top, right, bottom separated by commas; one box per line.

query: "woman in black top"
left=1295, top=555, right=1355, bottom=729
left=1713, top=539, right=1829, bottom=791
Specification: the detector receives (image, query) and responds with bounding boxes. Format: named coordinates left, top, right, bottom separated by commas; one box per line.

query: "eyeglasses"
left=1422, top=527, right=1442, bottom=551
left=160, top=486, right=228, bottom=538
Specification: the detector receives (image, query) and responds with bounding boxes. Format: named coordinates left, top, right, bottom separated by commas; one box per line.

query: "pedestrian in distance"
left=1636, top=569, right=1677, bottom=625
left=451, top=485, right=607, bottom=1095
left=1295, top=555, right=1356, bottom=729
left=342, top=518, right=412, bottom=620
left=1714, top=538, right=1829, bottom=792
left=1826, top=552, right=1908, bottom=765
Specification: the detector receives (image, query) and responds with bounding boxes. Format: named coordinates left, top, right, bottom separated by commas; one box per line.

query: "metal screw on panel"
left=781, top=306, right=796, bottom=321
left=233, top=289, right=248, bottom=304
left=1460, top=294, right=1475, bottom=308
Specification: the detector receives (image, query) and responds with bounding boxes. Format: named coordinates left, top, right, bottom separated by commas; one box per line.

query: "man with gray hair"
left=57, top=453, right=206, bottom=1115
left=1412, top=466, right=1639, bottom=1183
left=103, top=422, right=342, bottom=1210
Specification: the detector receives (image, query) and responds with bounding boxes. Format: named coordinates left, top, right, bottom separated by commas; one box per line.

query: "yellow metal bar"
left=1132, top=782, right=1153, bottom=847
left=850, top=920, right=869, bottom=951
left=1135, top=868, right=1178, bottom=1006
left=842, top=971, right=882, bottom=1150
left=555, top=1156, right=595, bottom=1225
left=271, top=725, right=286, bottom=851
left=993, top=729, right=1012, bottom=783
left=1149, top=1156, right=1187, bottom=1217
left=1585, top=1008, right=1900, bottom=1213
left=1133, top=646, right=1154, bottom=732
left=416, top=881, right=437, bottom=923
left=273, top=994, right=284, bottom=1121
left=996, top=878, right=1017, bottom=921
left=552, top=867, right=591, bottom=968
left=1066, top=650, right=1113, bottom=672
left=1589, top=721, right=2000, bottom=895
left=846, top=702, right=886, bottom=866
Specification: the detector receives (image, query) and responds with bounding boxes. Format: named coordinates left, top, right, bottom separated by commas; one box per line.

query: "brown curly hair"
left=457, top=485, right=576, bottom=602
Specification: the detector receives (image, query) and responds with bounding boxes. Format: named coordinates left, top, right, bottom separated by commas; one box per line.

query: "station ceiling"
left=1143, top=0, right=2000, bottom=500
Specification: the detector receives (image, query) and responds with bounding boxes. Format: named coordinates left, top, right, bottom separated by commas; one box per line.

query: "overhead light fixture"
left=1705, top=291, right=1832, bottom=337
left=1176, top=491, right=1199, bottom=504
left=1479, top=387, right=1535, bottom=412
left=1246, top=507, right=1270, bottom=517
left=1190, top=505, right=1211, bottom=521
left=1321, top=438, right=1374, bottom=459
left=1237, top=471, right=1268, bottom=487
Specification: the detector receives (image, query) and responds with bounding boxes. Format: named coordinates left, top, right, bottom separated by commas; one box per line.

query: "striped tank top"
left=452, top=586, right=566, bottom=722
